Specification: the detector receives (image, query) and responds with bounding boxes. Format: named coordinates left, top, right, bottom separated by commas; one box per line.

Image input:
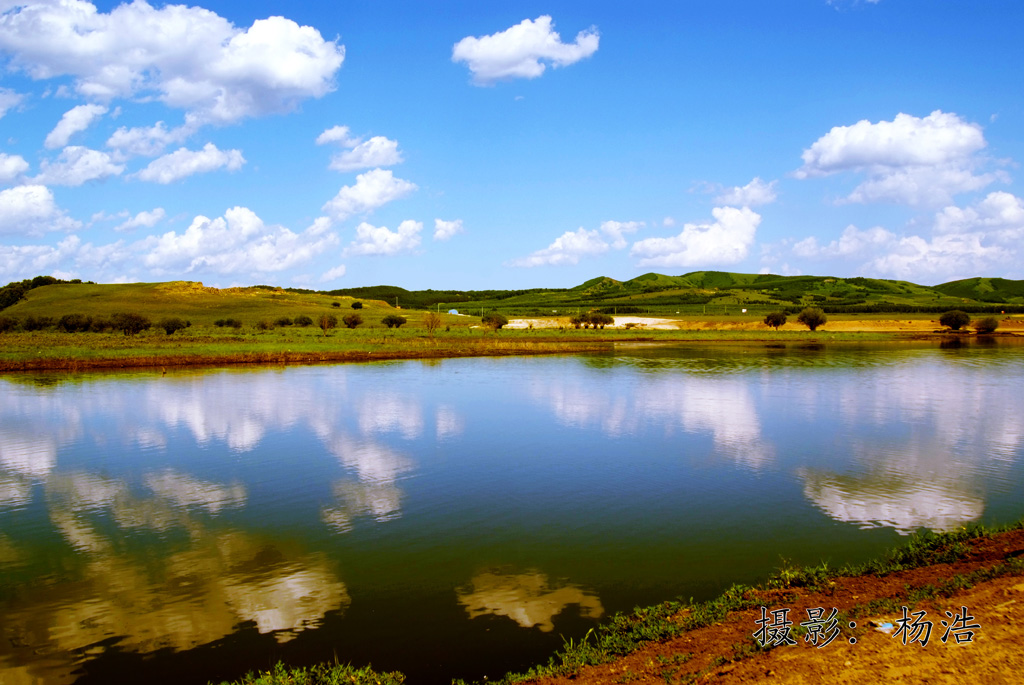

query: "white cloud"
left=0, top=153, right=29, bottom=184
left=599, top=220, right=644, bottom=249
left=0, top=184, right=82, bottom=234
left=509, top=227, right=609, bottom=267
left=0, top=1, right=344, bottom=124
left=320, top=264, right=347, bottom=282
left=316, top=125, right=360, bottom=147
left=794, top=111, right=997, bottom=206
left=329, top=136, right=403, bottom=172
left=322, top=169, right=417, bottom=221
left=452, top=15, right=599, bottom=85
left=44, top=103, right=107, bottom=149
left=34, top=146, right=124, bottom=186
left=864, top=233, right=1010, bottom=281
left=106, top=119, right=196, bottom=158
left=114, top=207, right=165, bottom=232
left=433, top=218, right=464, bottom=241
left=934, top=191, right=1024, bottom=242
left=344, top=220, right=422, bottom=256
left=630, top=206, right=761, bottom=268
left=141, top=208, right=338, bottom=274
left=792, top=225, right=895, bottom=258
left=0, top=86, right=24, bottom=118
left=134, top=143, right=244, bottom=184
left=0, top=235, right=87, bottom=279
left=714, top=177, right=778, bottom=206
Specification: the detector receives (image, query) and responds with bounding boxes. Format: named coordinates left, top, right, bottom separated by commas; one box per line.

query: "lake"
left=2, top=341, right=1023, bottom=684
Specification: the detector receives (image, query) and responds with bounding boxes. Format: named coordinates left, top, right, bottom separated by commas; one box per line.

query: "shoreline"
left=2, top=329, right=1019, bottom=373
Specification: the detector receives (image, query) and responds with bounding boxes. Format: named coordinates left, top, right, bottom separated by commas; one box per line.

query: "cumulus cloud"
left=316, top=125, right=360, bottom=147
left=0, top=86, right=24, bottom=118
left=0, top=1, right=344, bottom=124
left=44, top=103, right=107, bottom=149
left=509, top=227, right=609, bottom=267
left=322, top=169, right=417, bottom=221
left=630, top=206, right=761, bottom=268
left=863, top=233, right=1010, bottom=281
left=599, top=220, right=644, bottom=249
left=792, top=225, right=896, bottom=258
left=114, top=207, right=165, bottom=232
left=34, top=146, right=124, bottom=186
left=134, top=143, right=244, bottom=184
left=452, top=15, right=599, bottom=85
left=141, top=209, right=337, bottom=274
left=433, top=218, right=464, bottom=241
left=328, top=137, right=403, bottom=172
left=934, top=191, right=1024, bottom=242
left=0, top=153, right=29, bottom=184
left=714, top=177, right=778, bottom=206
left=320, top=264, right=346, bottom=282
left=344, top=220, right=422, bottom=256
left=106, top=119, right=196, bottom=158
left=0, top=184, right=82, bottom=234
left=794, top=111, right=999, bottom=206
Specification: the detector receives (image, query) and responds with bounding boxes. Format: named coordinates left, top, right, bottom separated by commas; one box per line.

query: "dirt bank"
left=529, top=529, right=1024, bottom=685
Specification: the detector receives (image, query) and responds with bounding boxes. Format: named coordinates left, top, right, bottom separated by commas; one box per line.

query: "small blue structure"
left=448, top=309, right=459, bottom=315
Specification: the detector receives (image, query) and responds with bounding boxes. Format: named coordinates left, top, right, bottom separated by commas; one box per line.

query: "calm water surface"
left=1, top=342, right=1023, bottom=684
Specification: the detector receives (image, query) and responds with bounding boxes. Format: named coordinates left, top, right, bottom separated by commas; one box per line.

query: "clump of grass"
left=213, top=661, right=404, bottom=685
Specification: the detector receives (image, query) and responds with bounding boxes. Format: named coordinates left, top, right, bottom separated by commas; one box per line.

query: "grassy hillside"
left=933, top=277, right=1024, bottom=303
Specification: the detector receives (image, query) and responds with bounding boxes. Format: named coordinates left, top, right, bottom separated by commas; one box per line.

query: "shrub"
left=22, top=315, right=54, bottom=331
left=342, top=313, right=363, bottom=329
left=351, top=301, right=363, bottom=310
left=797, top=307, right=827, bottom=331
left=424, top=312, right=442, bottom=335
left=382, top=314, right=407, bottom=329
left=90, top=317, right=112, bottom=332
left=974, top=316, right=999, bottom=334
left=294, top=315, right=313, bottom=327
left=0, top=283, right=26, bottom=310
left=111, top=312, right=151, bottom=336
left=319, top=313, right=338, bottom=335
left=764, top=311, right=787, bottom=330
left=588, top=312, right=614, bottom=329
left=331, top=301, right=341, bottom=308
left=256, top=319, right=276, bottom=331
left=0, top=315, right=18, bottom=332
left=57, top=313, right=94, bottom=333
left=481, top=311, right=508, bottom=329
left=275, top=316, right=293, bottom=327
left=157, top=317, right=188, bottom=335
left=940, top=310, right=970, bottom=331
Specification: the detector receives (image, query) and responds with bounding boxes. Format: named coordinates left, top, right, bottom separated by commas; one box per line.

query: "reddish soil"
left=530, top=530, right=1024, bottom=685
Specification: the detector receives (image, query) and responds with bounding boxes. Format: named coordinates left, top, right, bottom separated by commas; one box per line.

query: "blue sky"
left=1, top=0, right=1023, bottom=290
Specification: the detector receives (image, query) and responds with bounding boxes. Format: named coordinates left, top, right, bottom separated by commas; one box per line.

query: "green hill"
left=933, top=277, right=1024, bottom=304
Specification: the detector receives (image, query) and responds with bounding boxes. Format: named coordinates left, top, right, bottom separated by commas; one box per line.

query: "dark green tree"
left=764, top=311, right=787, bottom=330
left=481, top=311, right=508, bottom=329
left=973, top=316, right=999, bottom=334
left=797, top=307, right=827, bottom=331
left=382, top=314, right=407, bottom=329
left=939, top=310, right=970, bottom=330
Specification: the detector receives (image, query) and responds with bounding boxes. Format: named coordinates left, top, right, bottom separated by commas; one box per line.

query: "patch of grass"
left=212, top=661, right=404, bottom=685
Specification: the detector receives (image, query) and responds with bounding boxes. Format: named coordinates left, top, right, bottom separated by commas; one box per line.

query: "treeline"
left=0, top=275, right=92, bottom=310
left=818, top=303, right=1024, bottom=314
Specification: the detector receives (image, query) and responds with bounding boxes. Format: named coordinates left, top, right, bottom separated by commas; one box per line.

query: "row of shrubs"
left=762, top=308, right=1002, bottom=333
left=0, top=313, right=186, bottom=335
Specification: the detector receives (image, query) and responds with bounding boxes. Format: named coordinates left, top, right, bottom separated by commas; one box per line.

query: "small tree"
left=0, top=315, right=18, bottom=333
left=319, top=313, right=338, bottom=335
left=294, top=314, right=313, bottom=327
left=940, top=310, right=970, bottom=331
left=588, top=312, right=614, bottom=329
left=112, top=312, right=151, bottom=336
left=764, top=311, right=787, bottom=330
left=974, top=316, right=999, bottom=334
left=57, top=313, right=93, bottom=333
left=424, top=312, right=442, bottom=335
left=275, top=316, right=294, bottom=327
left=482, top=311, right=508, bottom=329
left=797, top=307, right=827, bottom=331
left=342, top=313, right=363, bottom=329
left=332, top=301, right=341, bottom=308
left=255, top=319, right=275, bottom=331
left=159, top=317, right=188, bottom=335
left=351, top=301, right=363, bottom=310
left=382, top=314, right=407, bottom=329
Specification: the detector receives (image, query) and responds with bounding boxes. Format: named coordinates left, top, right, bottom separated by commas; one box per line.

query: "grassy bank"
left=213, top=520, right=1024, bottom=685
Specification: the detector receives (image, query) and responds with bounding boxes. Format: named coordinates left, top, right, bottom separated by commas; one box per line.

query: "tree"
left=482, top=311, right=508, bottom=329
left=382, top=314, right=407, bottom=328
left=112, top=312, right=151, bottom=336
left=342, top=313, right=363, bottom=329
left=588, top=312, right=614, bottom=329
left=940, top=310, right=970, bottom=331
left=331, top=301, right=341, bottom=308
left=294, top=315, right=313, bottom=327
left=351, top=301, right=363, bottom=309
left=319, top=313, right=338, bottom=335
left=764, top=311, right=787, bottom=330
left=158, top=317, right=188, bottom=335
left=57, top=313, right=93, bottom=333
left=424, top=312, right=442, bottom=335
left=974, top=316, right=999, bottom=334
left=797, top=307, right=827, bottom=331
